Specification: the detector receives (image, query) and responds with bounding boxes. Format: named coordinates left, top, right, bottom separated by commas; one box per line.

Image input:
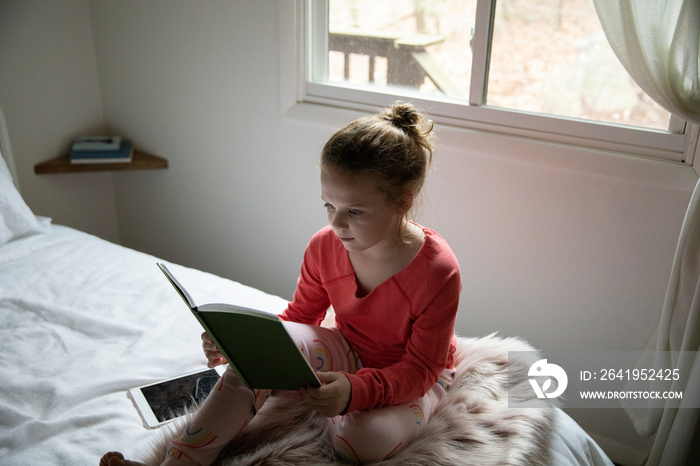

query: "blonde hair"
left=320, top=101, right=434, bottom=210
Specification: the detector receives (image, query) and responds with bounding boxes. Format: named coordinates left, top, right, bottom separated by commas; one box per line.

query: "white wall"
left=89, top=0, right=341, bottom=295
left=2, top=1, right=698, bottom=462
left=0, top=0, right=120, bottom=242
left=88, top=0, right=698, bottom=346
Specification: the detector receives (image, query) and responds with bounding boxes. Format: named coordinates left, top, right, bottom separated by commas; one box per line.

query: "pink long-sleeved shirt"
left=280, top=225, right=461, bottom=413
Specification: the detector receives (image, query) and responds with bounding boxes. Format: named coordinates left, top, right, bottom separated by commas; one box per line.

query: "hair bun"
left=385, top=102, right=420, bottom=127
left=382, top=102, right=433, bottom=139
left=382, top=102, right=420, bottom=131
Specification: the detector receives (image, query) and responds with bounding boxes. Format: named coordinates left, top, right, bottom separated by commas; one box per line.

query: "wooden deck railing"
left=329, top=29, right=464, bottom=97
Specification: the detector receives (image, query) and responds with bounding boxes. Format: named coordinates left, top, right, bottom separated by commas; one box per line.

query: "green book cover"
left=157, top=263, right=321, bottom=391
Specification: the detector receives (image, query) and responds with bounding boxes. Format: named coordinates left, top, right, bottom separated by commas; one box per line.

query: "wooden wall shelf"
left=34, top=149, right=168, bottom=174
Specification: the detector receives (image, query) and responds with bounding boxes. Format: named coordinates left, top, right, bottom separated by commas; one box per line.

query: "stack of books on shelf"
left=70, top=136, right=133, bottom=164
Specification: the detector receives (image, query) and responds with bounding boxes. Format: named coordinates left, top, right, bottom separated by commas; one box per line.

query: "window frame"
left=297, top=0, right=698, bottom=165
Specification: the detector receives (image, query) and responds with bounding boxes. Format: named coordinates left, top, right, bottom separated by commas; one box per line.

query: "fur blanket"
left=144, top=334, right=557, bottom=465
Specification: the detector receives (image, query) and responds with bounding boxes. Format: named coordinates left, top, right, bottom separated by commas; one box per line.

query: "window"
left=302, top=0, right=695, bottom=163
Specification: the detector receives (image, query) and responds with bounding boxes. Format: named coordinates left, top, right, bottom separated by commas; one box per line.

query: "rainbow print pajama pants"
left=162, top=322, right=452, bottom=465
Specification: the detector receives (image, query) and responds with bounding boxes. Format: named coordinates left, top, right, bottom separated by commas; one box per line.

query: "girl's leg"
left=161, top=366, right=269, bottom=466
left=285, top=322, right=456, bottom=462
left=282, top=322, right=360, bottom=375
left=328, top=369, right=454, bottom=464
left=162, top=322, right=351, bottom=466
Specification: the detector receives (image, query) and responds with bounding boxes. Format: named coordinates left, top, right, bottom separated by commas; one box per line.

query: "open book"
left=157, top=263, right=321, bottom=390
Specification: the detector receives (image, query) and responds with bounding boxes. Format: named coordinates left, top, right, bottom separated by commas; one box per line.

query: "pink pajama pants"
left=161, top=322, right=453, bottom=465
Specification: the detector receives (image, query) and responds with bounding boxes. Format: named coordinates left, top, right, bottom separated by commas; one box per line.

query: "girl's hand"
left=201, top=332, right=226, bottom=368
left=303, top=371, right=351, bottom=417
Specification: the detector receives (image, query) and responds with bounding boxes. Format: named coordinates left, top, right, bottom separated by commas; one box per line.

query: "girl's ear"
left=396, top=189, right=415, bottom=215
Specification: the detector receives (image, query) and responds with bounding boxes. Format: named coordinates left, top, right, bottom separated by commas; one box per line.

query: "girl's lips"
left=338, top=237, right=353, bottom=242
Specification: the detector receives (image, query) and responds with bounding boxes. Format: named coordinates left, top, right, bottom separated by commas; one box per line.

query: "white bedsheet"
left=0, top=224, right=613, bottom=465
left=0, top=224, right=287, bottom=465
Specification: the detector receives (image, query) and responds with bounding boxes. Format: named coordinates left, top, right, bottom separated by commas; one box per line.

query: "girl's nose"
left=330, top=211, right=348, bottom=230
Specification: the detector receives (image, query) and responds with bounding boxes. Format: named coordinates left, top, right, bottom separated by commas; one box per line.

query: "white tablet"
left=128, top=366, right=224, bottom=429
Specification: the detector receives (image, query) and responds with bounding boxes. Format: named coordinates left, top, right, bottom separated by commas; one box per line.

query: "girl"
left=102, top=102, right=461, bottom=465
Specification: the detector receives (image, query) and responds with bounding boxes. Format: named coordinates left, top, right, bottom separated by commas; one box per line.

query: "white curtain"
left=592, top=0, right=700, bottom=124
left=592, top=1, right=700, bottom=464
left=634, top=178, right=700, bottom=465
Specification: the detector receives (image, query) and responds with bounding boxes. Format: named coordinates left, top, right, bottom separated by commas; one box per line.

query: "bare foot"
left=99, top=451, right=147, bottom=466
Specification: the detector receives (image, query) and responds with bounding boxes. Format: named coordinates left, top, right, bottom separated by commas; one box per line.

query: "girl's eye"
left=324, top=203, right=361, bottom=217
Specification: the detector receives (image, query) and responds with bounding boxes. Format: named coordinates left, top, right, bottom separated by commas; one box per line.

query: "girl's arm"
left=279, top=231, right=332, bottom=325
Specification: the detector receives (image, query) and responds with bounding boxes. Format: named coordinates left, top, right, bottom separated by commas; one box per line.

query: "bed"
left=0, top=109, right=614, bottom=465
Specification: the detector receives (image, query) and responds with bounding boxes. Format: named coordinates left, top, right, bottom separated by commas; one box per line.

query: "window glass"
left=487, top=0, right=671, bottom=130
left=327, top=0, right=475, bottom=100
left=322, top=0, right=673, bottom=132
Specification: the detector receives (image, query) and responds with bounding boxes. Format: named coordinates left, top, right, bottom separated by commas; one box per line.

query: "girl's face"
left=321, top=167, right=405, bottom=256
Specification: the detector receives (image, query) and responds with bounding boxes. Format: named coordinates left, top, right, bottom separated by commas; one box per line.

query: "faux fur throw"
left=144, top=334, right=556, bottom=465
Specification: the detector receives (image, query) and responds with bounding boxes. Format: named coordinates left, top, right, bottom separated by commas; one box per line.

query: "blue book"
left=71, top=135, right=122, bottom=151
left=70, top=140, right=134, bottom=164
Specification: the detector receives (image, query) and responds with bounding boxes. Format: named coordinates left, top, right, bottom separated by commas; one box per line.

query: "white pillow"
left=0, top=166, right=46, bottom=245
